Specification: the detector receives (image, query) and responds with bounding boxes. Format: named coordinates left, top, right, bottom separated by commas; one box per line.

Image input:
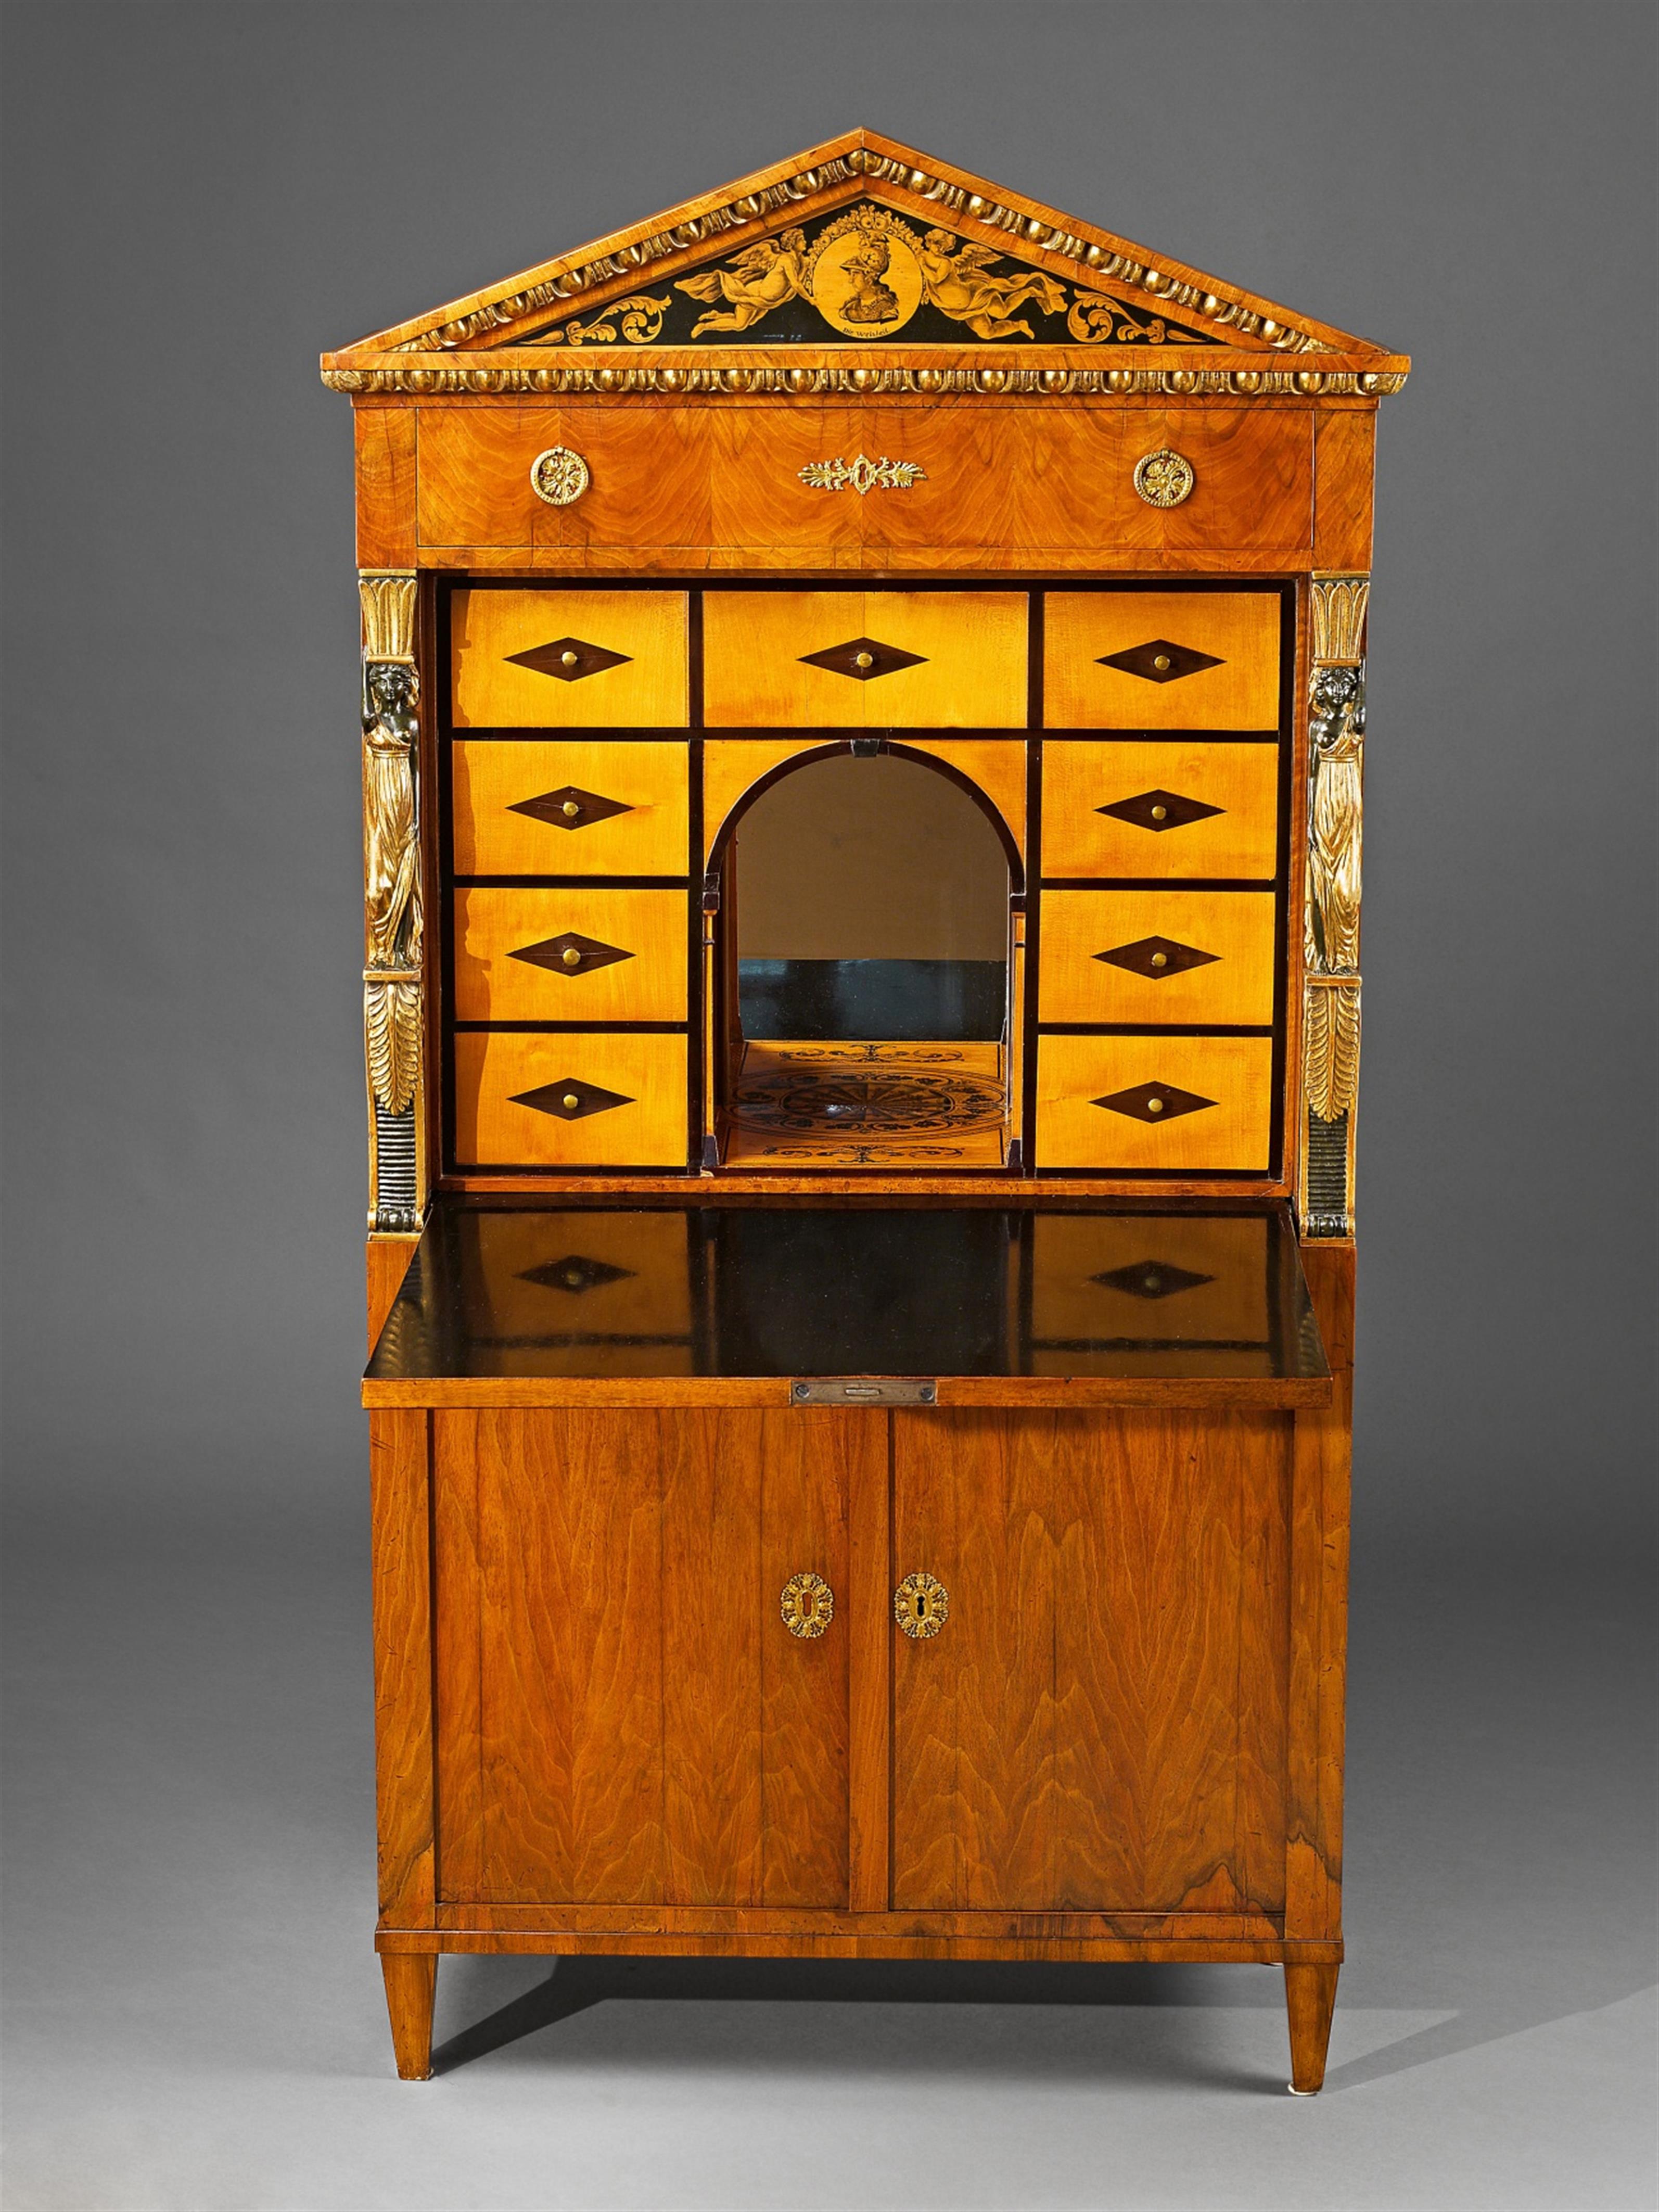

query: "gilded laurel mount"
left=529, top=203, right=1222, bottom=351
left=800, top=453, right=926, bottom=494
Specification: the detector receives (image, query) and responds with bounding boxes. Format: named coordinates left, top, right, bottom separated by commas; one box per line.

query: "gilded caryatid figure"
left=363, top=660, right=423, bottom=972
left=1305, top=660, right=1364, bottom=974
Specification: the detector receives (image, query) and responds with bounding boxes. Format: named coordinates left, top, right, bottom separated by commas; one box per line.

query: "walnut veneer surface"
left=337, top=128, right=1400, bottom=2089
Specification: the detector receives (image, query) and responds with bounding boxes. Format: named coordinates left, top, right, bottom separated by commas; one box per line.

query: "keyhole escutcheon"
left=894, top=1570, right=950, bottom=1641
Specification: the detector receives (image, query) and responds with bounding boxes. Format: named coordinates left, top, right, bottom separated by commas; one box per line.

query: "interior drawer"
left=1038, top=888, right=1277, bottom=1026
left=1035, top=1034, right=1275, bottom=1172
left=1040, top=740, right=1280, bottom=880
left=453, top=1032, right=689, bottom=1168
left=451, top=740, right=690, bottom=878
left=1044, top=591, right=1281, bottom=730
left=451, top=588, right=688, bottom=728
left=702, top=590, right=1028, bottom=727
left=453, top=888, right=688, bottom=1022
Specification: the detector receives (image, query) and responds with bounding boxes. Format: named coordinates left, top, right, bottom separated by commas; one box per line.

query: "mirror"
left=717, top=751, right=1013, bottom=1167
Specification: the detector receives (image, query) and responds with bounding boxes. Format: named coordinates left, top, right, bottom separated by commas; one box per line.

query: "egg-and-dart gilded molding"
left=323, top=360, right=1404, bottom=399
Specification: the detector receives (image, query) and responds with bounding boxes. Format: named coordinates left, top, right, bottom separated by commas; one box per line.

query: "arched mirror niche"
left=710, top=749, right=1017, bottom=1169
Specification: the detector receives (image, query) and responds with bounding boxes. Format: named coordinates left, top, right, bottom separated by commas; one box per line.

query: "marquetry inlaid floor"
left=724, top=1040, right=1008, bottom=1167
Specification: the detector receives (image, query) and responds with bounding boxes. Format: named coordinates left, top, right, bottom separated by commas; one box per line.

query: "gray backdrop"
left=4, top=5, right=1653, bottom=2207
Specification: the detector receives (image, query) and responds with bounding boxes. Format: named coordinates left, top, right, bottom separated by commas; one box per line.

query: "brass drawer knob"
left=781, top=1571, right=835, bottom=1639
left=1132, top=448, right=1195, bottom=508
left=529, top=446, right=591, bottom=506
left=895, top=1570, right=950, bottom=1640
left=561, top=946, right=583, bottom=968
left=560, top=800, right=582, bottom=818
left=1145, top=1096, right=1166, bottom=1114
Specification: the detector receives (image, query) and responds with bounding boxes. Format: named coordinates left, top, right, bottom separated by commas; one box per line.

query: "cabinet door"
left=434, top=1407, right=876, bottom=1908
left=890, top=1408, right=1288, bottom=1914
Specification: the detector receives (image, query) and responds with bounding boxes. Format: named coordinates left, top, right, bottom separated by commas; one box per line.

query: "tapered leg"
left=381, top=1951, right=438, bottom=2079
left=1284, top=1962, right=1339, bottom=2093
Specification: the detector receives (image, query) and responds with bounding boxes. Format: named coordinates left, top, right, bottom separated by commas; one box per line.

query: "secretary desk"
left=324, top=132, right=1408, bottom=2088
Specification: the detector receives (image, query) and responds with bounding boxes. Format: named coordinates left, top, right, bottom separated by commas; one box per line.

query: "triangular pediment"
left=323, top=131, right=1407, bottom=390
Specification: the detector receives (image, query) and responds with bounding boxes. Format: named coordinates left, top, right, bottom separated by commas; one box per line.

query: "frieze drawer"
left=452, top=887, right=689, bottom=1023
left=451, top=740, right=690, bottom=878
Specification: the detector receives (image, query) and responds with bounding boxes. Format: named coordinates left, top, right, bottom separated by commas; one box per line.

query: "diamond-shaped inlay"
left=1092, top=1081, right=1217, bottom=1124
left=505, top=635, right=633, bottom=683
left=509, top=932, right=634, bottom=978
left=509, top=785, right=634, bottom=832
left=1096, top=788, right=1225, bottom=834
left=798, top=635, right=927, bottom=682
left=1090, top=1259, right=1217, bottom=1300
left=518, top=1255, right=637, bottom=1295
left=1094, top=935, right=1220, bottom=981
left=1096, top=638, right=1225, bottom=684
left=512, top=1077, right=635, bottom=1121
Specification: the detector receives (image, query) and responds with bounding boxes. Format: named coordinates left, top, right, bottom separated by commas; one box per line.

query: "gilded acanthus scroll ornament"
left=1301, top=574, right=1370, bottom=1235
left=360, top=570, right=426, bottom=1234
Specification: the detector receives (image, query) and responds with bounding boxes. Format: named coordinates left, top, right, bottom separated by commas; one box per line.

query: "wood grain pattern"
left=1313, top=411, right=1377, bottom=573
left=369, top=1408, right=435, bottom=1926
left=1286, top=1961, right=1341, bottom=2092
left=891, top=1409, right=1055, bottom=1911
left=418, top=1904, right=1289, bottom=1940
left=354, top=405, right=416, bottom=569
left=433, top=1409, right=855, bottom=1909
left=1038, top=888, right=1277, bottom=1026
left=380, top=1952, right=437, bottom=2080
left=702, top=591, right=1028, bottom=728
left=707, top=406, right=866, bottom=555
left=417, top=404, right=543, bottom=548
left=1286, top=1241, right=1353, bottom=1942
left=557, top=408, right=715, bottom=552
left=453, top=1031, right=688, bottom=1168
left=1039, top=740, right=1281, bottom=881
left=451, top=589, right=688, bottom=728
left=890, top=1409, right=1288, bottom=1913
left=452, top=887, right=689, bottom=1022
left=367, top=1371, right=1332, bottom=1412
left=451, top=739, right=690, bottom=878
left=1035, top=1035, right=1276, bottom=1172
left=1045, top=592, right=1280, bottom=731
left=385, top=1928, right=1329, bottom=1964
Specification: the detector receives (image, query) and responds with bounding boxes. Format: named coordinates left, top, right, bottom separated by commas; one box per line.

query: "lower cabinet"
left=429, top=1404, right=1289, bottom=1921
